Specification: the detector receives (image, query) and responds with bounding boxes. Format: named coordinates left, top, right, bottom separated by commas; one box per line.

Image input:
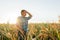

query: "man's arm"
left=16, top=23, right=25, bottom=35
left=16, top=17, right=25, bottom=35
left=26, top=11, right=32, bottom=18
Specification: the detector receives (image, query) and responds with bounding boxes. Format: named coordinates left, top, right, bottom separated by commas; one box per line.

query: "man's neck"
left=21, top=16, right=25, bottom=17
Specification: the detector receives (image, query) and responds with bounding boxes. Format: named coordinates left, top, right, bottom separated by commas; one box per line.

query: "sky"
left=0, top=0, right=60, bottom=24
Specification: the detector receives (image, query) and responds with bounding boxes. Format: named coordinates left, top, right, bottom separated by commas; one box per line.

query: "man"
left=17, top=10, right=32, bottom=40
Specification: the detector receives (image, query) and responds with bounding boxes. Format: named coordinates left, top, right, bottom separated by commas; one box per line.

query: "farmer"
left=16, top=10, right=32, bottom=40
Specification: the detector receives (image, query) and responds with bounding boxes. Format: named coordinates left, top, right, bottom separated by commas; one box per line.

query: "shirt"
left=17, top=16, right=31, bottom=32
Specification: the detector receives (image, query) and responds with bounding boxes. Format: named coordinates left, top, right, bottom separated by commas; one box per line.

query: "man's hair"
left=21, top=10, right=25, bottom=13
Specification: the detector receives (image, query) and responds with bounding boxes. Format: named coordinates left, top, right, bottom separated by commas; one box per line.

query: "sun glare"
left=8, top=13, right=19, bottom=24
left=0, top=13, right=19, bottom=24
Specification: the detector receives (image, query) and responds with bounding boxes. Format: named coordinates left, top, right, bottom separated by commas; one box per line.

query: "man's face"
left=21, top=11, right=26, bottom=17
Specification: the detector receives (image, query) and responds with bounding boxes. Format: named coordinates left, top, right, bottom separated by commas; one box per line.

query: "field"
left=0, top=23, right=60, bottom=40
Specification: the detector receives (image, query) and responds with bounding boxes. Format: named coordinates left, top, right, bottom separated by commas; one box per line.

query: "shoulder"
left=17, top=16, right=21, bottom=19
left=25, top=16, right=31, bottom=20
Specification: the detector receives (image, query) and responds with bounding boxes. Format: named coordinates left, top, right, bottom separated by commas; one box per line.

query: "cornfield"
left=0, top=23, right=60, bottom=40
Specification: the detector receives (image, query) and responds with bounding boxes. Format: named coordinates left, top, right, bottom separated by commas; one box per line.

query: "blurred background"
left=0, top=0, right=60, bottom=24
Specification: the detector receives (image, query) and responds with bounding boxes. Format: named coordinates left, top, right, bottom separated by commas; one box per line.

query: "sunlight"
left=8, top=13, right=19, bottom=24
left=0, top=13, right=19, bottom=24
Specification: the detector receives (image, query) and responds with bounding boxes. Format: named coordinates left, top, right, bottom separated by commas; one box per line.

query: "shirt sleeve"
left=17, top=17, right=22, bottom=26
left=26, top=16, right=31, bottom=20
